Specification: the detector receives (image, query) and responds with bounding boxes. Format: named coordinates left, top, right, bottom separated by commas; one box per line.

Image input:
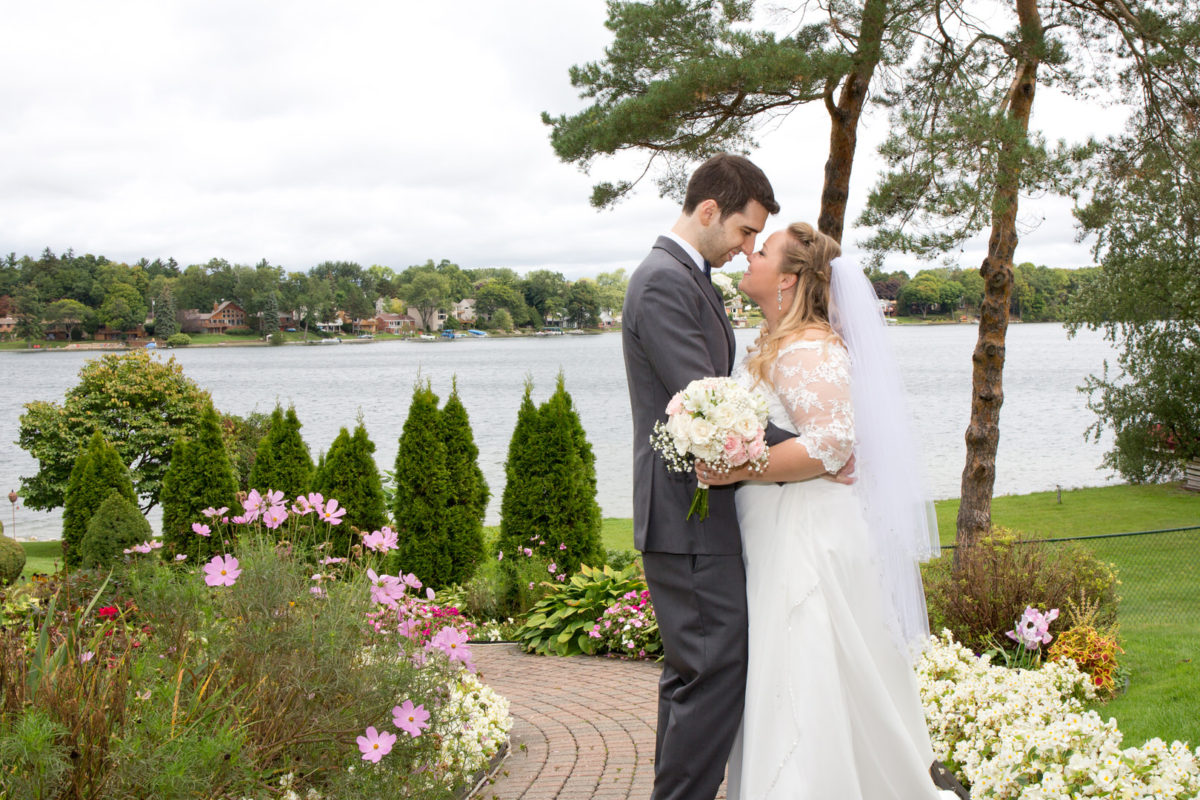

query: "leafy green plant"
left=166, top=332, right=191, bottom=347
left=922, top=527, right=1120, bottom=652
left=514, top=563, right=645, bottom=656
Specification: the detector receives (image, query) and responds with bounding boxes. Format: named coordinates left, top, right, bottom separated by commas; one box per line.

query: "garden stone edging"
left=459, top=741, right=510, bottom=799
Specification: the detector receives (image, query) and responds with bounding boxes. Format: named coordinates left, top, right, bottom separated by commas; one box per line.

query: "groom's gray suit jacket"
left=623, top=236, right=741, bottom=555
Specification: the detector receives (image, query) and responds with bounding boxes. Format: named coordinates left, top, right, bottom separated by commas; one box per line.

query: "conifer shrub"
left=160, top=404, right=239, bottom=560
left=248, top=405, right=314, bottom=500
left=390, top=382, right=452, bottom=586
left=312, top=421, right=387, bottom=555
left=78, top=494, right=152, bottom=570
left=497, top=375, right=603, bottom=581
left=440, top=380, right=488, bottom=585
left=61, top=431, right=138, bottom=568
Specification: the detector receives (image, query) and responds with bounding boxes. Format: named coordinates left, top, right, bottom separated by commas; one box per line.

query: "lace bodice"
left=735, top=337, right=855, bottom=473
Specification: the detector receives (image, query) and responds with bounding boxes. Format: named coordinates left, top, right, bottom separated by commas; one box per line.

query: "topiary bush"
left=78, top=494, right=152, bottom=570
left=922, top=527, right=1120, bottom=652
left=166, top=333, right=191, bottom=347
left=0, top=521, right=25, bottom=586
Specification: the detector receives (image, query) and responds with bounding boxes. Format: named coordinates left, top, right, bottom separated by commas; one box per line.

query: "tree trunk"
left=818, top=0, right=889, bottom=243
left=955, top=0, right=1042, bottom=553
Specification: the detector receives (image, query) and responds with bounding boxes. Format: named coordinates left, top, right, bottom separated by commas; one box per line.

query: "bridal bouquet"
left=650, top=376, right=770, bottom=520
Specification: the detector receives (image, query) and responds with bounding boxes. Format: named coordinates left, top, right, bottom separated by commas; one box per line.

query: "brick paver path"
left=471, top=643, right=728, bottom=800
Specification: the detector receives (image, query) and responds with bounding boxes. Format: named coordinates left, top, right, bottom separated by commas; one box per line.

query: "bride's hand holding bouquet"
left=650, top=376, right=770, bottom=520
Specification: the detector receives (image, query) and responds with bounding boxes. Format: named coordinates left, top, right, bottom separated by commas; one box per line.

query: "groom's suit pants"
left=642, top=551, right=748, bottom=800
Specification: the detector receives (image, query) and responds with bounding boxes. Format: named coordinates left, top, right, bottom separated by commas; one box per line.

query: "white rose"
left=706, top=402, right=736, bottom=429
left=689, top=416, right=715, bottom=446
left=732, top=412, right=759, bottom=439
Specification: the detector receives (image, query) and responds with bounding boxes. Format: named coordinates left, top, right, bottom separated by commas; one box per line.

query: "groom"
left=622, top=153, right=784, bottom=800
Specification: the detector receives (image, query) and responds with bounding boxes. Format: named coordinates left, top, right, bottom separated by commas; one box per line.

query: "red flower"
left=98, top=606, right=119, bottom=619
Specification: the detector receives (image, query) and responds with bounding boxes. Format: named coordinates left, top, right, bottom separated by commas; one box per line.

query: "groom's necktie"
left=703, top=259, right=711, bottom=278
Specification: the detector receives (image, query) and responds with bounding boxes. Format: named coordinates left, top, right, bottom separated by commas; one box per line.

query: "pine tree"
left=61, top=431, right=137, bottom=568
left=390, top=381, right=452, bottom=587
left=160, top=404, right=238, bottom=560
left=497, top=379, right=542, bottom=562
left=440, top=378, right=488, bottom=585
left=155, top=286, right=179, bottom=339
left=261, top=290, right=280, bottom=336
left=248, top=405, right=314, bottom=500
left=312, top=420, right=388, bottom=555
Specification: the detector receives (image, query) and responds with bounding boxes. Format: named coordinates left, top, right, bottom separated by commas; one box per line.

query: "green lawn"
left=18, top=539, right=61, bottom=577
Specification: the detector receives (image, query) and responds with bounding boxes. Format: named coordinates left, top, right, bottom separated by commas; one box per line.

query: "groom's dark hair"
left=682, top=153, right=780, bottom=219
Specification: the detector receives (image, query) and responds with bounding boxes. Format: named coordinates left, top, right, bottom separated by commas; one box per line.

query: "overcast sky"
left=3, top=1, right=1129, bottom=281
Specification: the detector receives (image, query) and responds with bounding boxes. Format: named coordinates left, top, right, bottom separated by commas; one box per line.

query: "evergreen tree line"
left=60, top=374, right=603, bottom=591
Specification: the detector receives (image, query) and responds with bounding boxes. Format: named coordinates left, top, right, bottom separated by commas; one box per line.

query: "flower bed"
left=0, top=491, right=511, bottom=799
left=918, top=633, right=1200, bottom=798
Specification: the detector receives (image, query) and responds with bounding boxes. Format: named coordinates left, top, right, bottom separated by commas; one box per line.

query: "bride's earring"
left=777, top=287, right=783, bottom=311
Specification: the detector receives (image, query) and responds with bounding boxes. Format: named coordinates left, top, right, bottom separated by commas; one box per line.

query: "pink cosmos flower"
left=80, top=651, right=95, bottom=663
left=377, top=526, right=398, bottom=552
left=548, top=562, right=557, bottom=574
left=319, top=498, right=346, bottom=525
left=367, top=569, right=405, bottom=607
left=402, top=573, right=422, bottom=590
left=397, top=618, right=420, bottom=639
left=429, top=626, right=472, bottom=666
left=558, top=543, right=567, bottom=551
left=522, top=547, right=533, bottom=557
left=497, top=551, right=503, bottom=561
left=356, top=726, right=396, bottom=763
left=262, top=505, right=288, bottom=529
left=264, top=489, right=284, bottom=507
left=174, top=554, right=188, bottom=562
left=192, top=523, right=211, bottom=537
left=201, top=506, right=229, bottom=518
left=425, top=587, right=435, bottom=601
left=319, top=556, right=346, bottom=566
left=203, top=554, right=242, bottom=587
left=393, top=700, right=431, bottom=737
left=230, top=514, right=253, bottom=525
left=243, top=489, right=264, bottom=518
left=291, top=495, right=314, bottom=515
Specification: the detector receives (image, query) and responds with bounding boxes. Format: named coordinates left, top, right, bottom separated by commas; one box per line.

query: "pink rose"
left=746, top=429, right=766, bottom=461
left=723, top=433, right=748, bottom=465
left=666, top=392, right=684, bottom=416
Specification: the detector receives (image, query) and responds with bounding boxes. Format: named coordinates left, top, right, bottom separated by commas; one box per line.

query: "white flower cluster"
left=434, top=671, right=513, bottom=780
left=652, top=376, right=770, bottom=475
left=918, top=634, right=1200, bottom=799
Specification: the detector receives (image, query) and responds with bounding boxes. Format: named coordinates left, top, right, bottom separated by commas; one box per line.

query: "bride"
left=696, top=222, right=962, bottom=799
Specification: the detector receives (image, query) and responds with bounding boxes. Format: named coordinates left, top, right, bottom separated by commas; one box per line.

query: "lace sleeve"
left=769, top=340, right=855, bottom=473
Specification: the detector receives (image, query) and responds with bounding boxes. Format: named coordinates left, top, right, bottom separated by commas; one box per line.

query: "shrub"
left=441, top=380, right=488, bottom=585
left=224, top=325, right=253, bottom=336
left=219, top=410, right=270, bottom=492
left=78, top=494, right=152, bottom=570
left=587, top=588, right=661, bottom=660
left=160, top=404, right=238, bottom=560
left=391, top=381, right=452, bottom=586
left=166, top=332, right=191, bottom=347
left=514, top=563, right=646, bottom=656
left=922, top=527, right=1120, bottom=652
left=312, top=421, right=388, bottom=555
left=248, top=405, right=314, bottom=501
left=61, top=431, right=138, bottom=568
left=497, top=376, right=602, bottom=578
left=0, top=530, right=25, bottom=586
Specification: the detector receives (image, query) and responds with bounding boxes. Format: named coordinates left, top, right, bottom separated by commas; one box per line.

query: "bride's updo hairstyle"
left=745, top=221, right=841, bottom=387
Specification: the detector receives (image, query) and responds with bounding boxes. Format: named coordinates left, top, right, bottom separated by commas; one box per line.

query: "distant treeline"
left=865, top=263, right=1100, bottom=321
left=0, top=248, right=630, bottom=338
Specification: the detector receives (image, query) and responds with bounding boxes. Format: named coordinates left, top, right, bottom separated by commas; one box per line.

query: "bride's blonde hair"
left=745, top=221, right=842, bottom=386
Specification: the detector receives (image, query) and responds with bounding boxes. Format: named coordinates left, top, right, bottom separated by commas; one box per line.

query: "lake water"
left=1, top=324, right=1119, bottom=541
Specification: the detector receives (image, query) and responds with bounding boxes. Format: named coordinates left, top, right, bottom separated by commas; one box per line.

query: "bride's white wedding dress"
left=726, top=337, right=956, bottom=800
